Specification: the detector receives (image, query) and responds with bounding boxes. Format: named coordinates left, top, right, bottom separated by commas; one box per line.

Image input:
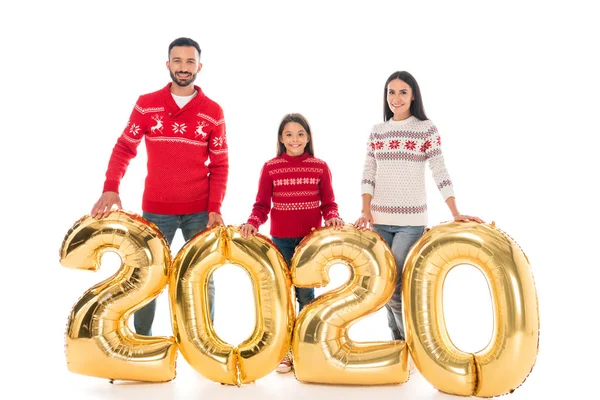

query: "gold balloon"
left=59, top=210, right=177, bottom=382
left=290, top=224, right=409, bottom=385
left=169, top=225, right=295, bottom=386
left=403, top=221, right=539, bottom=397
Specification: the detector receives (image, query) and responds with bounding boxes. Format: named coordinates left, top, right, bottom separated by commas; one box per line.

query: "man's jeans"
left=372, top=224, right=425, bottom=341
left=271, top=236, right=315, bottom=313
left=134, top=211, right=215, bottom=336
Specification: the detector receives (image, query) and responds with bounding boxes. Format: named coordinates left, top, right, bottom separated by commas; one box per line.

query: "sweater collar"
left=281, top=151, right=311, bottom=163
left=387, top=115, right=416, bottom=126
left=162, top=82, right=205, bottom=114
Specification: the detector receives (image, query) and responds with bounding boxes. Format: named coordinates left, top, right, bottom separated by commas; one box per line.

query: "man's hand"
left=207, top=212, right=224, bottom=228
left=91, top=191, right=122, bottom=219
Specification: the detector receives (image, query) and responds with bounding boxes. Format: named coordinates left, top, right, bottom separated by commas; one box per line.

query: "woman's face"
left=387, top=79, right=414, bottom=120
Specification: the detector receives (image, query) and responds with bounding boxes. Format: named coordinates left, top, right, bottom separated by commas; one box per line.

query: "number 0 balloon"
left=403, top=221, right=539, bottom=397
left=169, top=225, right=295, bottom=386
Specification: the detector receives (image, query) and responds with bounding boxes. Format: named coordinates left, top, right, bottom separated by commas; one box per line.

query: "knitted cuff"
left=103, top=180, right=120, bottom=194
left=207, top=201, right=222, bottom=214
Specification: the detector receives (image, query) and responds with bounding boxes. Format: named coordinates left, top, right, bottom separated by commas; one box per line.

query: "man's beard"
left=170, top=70, right=197, bottom=87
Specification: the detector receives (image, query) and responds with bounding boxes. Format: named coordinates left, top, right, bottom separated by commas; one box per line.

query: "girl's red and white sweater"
left=102, top=83, right=228, bottom=215
left=247, top=151, right=340, bottom=238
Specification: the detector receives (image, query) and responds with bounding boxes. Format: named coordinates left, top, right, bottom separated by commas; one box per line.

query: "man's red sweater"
left=103, top=83, right=228, bottom=215
left=247, top=151, right=340, bottom=238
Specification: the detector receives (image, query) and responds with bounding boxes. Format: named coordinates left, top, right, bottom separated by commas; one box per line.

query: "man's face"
left=167, top=46, right=202, bottom=87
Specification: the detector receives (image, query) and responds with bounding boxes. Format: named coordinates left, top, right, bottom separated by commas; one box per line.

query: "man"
left=91, top=37, right=228, bottom=336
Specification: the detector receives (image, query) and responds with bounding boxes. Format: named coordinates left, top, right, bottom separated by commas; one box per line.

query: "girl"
left=240, top=113, right=344, bottom=373
left=354, top=71, right=482, bottom=344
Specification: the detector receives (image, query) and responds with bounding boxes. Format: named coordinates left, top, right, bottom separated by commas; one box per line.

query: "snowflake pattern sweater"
left=361, top=116, right=454, bottom=226
left=247, top=151, right=340, bottom=238
left=103, top=83, right=228, bottom=215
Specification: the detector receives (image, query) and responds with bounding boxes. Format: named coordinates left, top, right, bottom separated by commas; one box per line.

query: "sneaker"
left=276, top=351, right=293, bottom=373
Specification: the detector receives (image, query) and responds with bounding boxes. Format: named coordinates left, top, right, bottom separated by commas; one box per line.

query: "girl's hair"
left=276, top=113, right=315, bottom=156
left=383, top=71, right=428, bottom=121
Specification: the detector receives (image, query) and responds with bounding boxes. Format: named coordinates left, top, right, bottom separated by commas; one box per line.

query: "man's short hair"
left=168, top=37, right=201, bottom=60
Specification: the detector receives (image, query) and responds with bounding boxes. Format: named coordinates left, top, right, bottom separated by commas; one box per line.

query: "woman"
left=354, top=71, right=482, bottom=342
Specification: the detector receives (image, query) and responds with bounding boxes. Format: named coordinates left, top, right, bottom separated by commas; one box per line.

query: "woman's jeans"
left=271, top=236, right=315, bottom=313
left=135, top=211, right=215, bottom=336
left=372, top=224, right=425, bottom=341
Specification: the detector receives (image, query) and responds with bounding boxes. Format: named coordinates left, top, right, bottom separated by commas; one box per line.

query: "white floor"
left=11, top=346, right=570, bottom=400
left=29, top=362, right=544, bottom=400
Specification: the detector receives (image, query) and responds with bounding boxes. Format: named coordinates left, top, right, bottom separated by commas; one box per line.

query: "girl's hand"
left=453, top=214, right=484, bottom=223
left=354, top=211, right=373, bottom=230
left=325, top=217, right=344, bottom=230
left=239, top=223, right=257, bottom=238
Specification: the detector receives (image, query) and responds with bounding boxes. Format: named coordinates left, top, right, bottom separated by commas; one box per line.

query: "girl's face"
left=387, top=79, right=414, bottom=120
left=280, top=122, right=309, bottom=157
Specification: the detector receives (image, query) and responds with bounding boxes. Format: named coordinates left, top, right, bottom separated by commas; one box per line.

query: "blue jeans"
left=372, top=224, right=425, bottom=341
left=271, top=236, right=315, bottom=313
left=135, top=211, right=215, bottom=336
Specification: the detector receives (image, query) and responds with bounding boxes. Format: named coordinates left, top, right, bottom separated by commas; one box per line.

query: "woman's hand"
left=239, top=223, right=257, bottom=238
left=325, top=217, right=344, bottom=229
left=354, top=211, right=374, bottom=230
left=453, top=214, right=484, bottom=223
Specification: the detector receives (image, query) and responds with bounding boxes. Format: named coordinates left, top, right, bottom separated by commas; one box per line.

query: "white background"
left=1, top=0, right=598, bottom=398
